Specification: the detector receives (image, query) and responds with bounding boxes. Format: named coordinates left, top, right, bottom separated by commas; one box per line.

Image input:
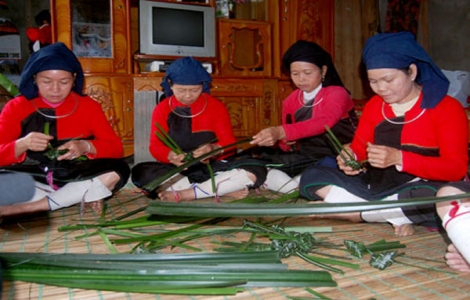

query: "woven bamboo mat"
left=1, top=188, right=470, bottom=300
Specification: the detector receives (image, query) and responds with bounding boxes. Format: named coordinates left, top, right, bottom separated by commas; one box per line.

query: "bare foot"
left=393, top=223, right=415, bottom=236
left=0, top=199, right=50, bottom=218
left=83, top=199, right=103, bottom=216
left=445, top=244, right=470, bottom=273
left=223, top=187, right=249, bottom=199
left=306, top=203, right=363, bottom=222
left=158, top=188, right=195, bottom=202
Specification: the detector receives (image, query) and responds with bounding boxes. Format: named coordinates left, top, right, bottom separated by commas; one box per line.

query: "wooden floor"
left=1, top=188, right=470, bottom=300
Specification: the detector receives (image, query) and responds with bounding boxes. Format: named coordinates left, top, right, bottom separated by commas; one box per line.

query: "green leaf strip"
left=155, top=122, right=184, bottom=155
left=145, top=192, right=470, bottom=217
left=0, top=252, right=337, bottom=294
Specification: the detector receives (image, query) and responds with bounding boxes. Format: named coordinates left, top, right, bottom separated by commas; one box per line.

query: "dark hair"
left=397, top=65, right=420, bottom=80
left=35, top=10, right=51, bottom=26
left=398, top=66, right=410, bottom=73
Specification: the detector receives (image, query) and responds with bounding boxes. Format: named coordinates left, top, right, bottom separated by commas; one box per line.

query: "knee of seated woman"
left=245, top=171, right=256, bottom=183
left=97, top=171, right=121, bottom=190
left=237, top=165, right=267, bottom=188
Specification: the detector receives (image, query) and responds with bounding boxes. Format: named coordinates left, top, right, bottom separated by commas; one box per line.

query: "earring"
left=322, top=76, right=325, bottom=82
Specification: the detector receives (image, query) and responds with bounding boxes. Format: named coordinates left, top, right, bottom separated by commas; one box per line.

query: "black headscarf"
left=19, top=42, right=85, bottom=100
left=362, top=31, right=449, bottom=109
left=160, top=57, right=212, bottom=97
left=282, top=40, right=345, bottom=88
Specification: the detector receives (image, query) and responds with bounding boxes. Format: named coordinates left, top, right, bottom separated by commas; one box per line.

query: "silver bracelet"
left=83, top=140, right=92, bottom=154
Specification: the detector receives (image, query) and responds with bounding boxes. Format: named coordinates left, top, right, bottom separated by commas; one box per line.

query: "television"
left=139, top=0, right=216, bottom=58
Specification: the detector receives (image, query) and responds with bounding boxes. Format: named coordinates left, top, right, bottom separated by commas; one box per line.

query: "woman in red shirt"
left=250, top=40, right=357, bottom=193
left=300, top=32, right=468, bottom=236
left=131, top=57, right=266, bottom=202
left=0, top=42, right=130, bottom=218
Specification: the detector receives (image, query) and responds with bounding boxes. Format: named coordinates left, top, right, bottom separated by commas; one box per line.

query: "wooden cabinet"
left=211, top=78, right=279, bottom=137
left=216, top=1, right=334, bottom=78
left=51, top=0, right=132, bottom=74
left=278, top=80, right=296, bottom=105
left=133, top=74, right=163, bottom=92
left=84, top=75, right=134, bottom=156
left=217, top=19, right=272, bottom=77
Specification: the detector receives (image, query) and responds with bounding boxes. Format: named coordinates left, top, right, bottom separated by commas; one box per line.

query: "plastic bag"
left=442, top=69, right=470, bottom=108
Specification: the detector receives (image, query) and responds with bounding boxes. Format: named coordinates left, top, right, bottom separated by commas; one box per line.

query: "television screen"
left=152, top=8, right=204, bottom=47
left=139, top=1, right=216, bottom=58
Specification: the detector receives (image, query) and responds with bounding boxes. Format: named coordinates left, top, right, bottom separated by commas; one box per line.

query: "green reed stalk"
left=0, top=252, right=337, bottom=295
left=155, top=122, right=184, bottom=155
left=146, top=192, right=470, bottom=217
left=325, top=125, right=365, bottom=170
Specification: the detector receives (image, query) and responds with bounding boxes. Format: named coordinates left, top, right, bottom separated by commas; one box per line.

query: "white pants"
left=325, top=186, right=412, bottom=226
left=262, top=169, right=299, bottom=193
left=166, top=169, right=254, bottom=199
left=31, top=178, right=111, bottom=211
left=442, top=201, right=470, bottom=263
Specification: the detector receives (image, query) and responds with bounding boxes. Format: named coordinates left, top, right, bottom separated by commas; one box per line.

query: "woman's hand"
left=193, top=143, right=222, bottom=164
left=57, top=140, right=92, bottom=161
left=16, top=132, right=53, bottom=157
left=366, top=142, right=402, bottom=169
left=251, top=126, right=286, bottom=147
left=337, top=144, right=362, bottom=175
left=168, top=151, right=186, bottom=167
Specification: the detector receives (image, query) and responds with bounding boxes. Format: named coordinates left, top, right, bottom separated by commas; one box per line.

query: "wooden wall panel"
left=334, top=0, right=377, bottom=102
left=277, top=0, right=334, bottom=79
